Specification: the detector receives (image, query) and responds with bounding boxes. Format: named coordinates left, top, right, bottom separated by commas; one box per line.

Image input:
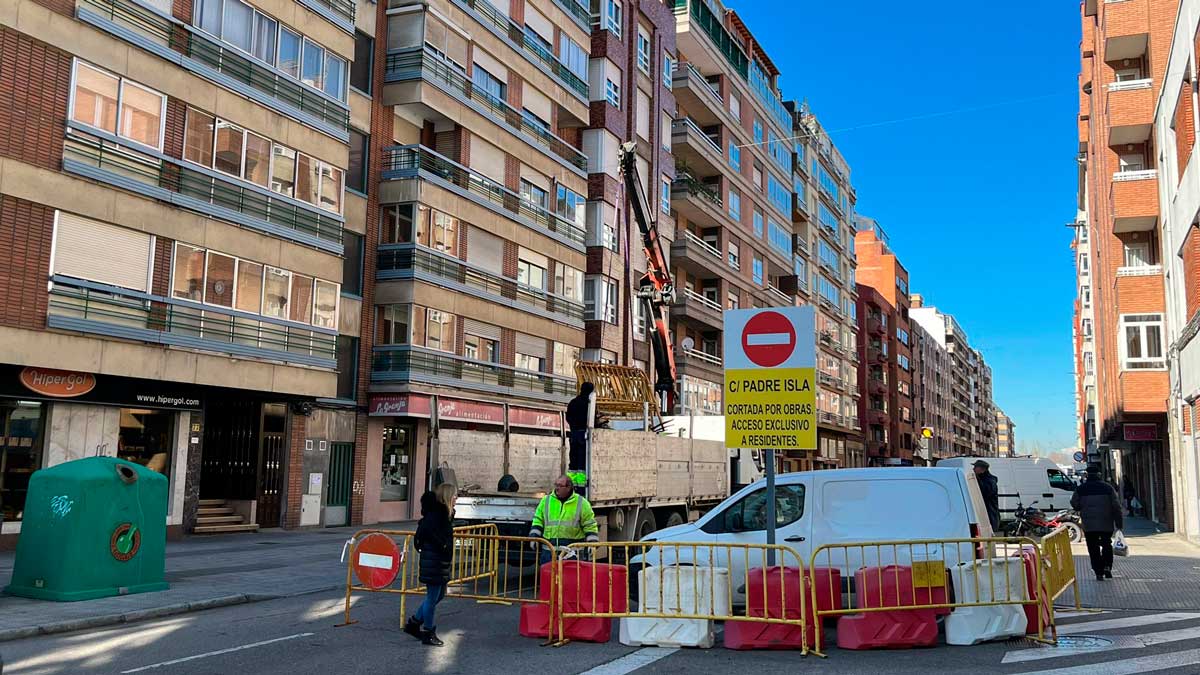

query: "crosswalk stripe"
left=1055, top=612, right=1200, bottom=634
left=1011, top=646, right=1200, bottom=675
left=1002, top=625, right=1200, bottom=664
left=1052, top=610, right=1108, bottom=620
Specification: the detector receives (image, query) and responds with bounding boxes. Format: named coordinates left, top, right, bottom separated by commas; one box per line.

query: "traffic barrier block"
left=1014, top=546, right=1052, bottom=634
left=724, top=566, right=816, bottom=651
left=837, top=565, right=941, bottom=650
left=945, top=558, right=1028, bottom=645
left=620, top=566, right=729, bottom=648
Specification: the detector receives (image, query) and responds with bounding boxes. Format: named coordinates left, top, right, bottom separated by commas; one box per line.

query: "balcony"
left=48, top=276, right=337, bottom=369
left=849, top=416, right=862, bottom=431
left=766, top=284, right=792, bottom=306
left=63, top=128, right=343, bottom=253
left=1109, top=170, right=1158, bottom=232
left=848, top=385, right=860, bottom=397
left=671, top=171, right=726, bottom=229
left=818, top=411, right=845, bottom=428
left=671, top=231, right=738, bottom=283
left=1116, top=267, right=1165, bottom=311
left=671, top=289, right=724, bottom=331
left=869, top=346, right=888, bottom=363
left=672, top=118, right=725, bottom=178
left=373, top=345, right=575, bottom=402
left=868, top=377, right=887, bottom=396
left=1102, top=0, right=1149, bottom=60
left=671, top=0, right=749, bottom=81
left=384, top=48, right=587, bottom=173
left=866, top=317, right=886, bottom=336
left=77, top=0, right=350, bottom=139
left=676, top=347, right=725, bottom=382
left=817, top=371, right=840, bottom=389
left=381, top=145, right=585, bottom=249
left=672, top=63, right=726, bottom=127
left=377, top=245, right=584, bottom=327
left=867, top=408, right=890, bottom=426
left=1106, top=79, right=1154, bottom=145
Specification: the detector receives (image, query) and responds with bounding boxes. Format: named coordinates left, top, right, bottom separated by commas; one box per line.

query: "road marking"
left=1053, top=610, right=1108, bottom=619
left=578, top=647, right=678, bottom=675
left=1011, top=646, right=1200, bottom=674
left=120, top=632, right=314, bottom=673
left=1056, top=612, right=1200, bottom=634
left=1002, top=625, right=1200, bottom=664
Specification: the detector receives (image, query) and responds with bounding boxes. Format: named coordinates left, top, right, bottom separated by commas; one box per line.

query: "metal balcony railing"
left=682, top=348, right=723, bottom=366
left=381, top=144, right=585, bottom=246
left=766, top=285, right=791, bottom=304
left=48, top=277, right=337, bottom=366
left=373, top=345, right=576, bottom=398
left=673, top=117, right=721, bottom=155
left=683, top=289, right=723, bottom=312
left=682, top=230, right=723, bottom=260
left=1107, top=78, right=1152, bottom=92
left=385, top=49, right=586, bottom=171
left=672, top=171, right=723, bottom=207
left=675, top=63, right=723, bottom=106
left=377, top=246, right=585, bottom=322
left=1115, top=264, right=1162, bottom=277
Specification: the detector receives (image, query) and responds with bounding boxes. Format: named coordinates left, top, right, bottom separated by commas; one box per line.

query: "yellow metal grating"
left=573, top=362, right=661, bottom=418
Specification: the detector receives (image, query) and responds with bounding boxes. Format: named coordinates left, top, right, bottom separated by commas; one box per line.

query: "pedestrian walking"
left=529, top=475, right=600, bottom=565
left=404, top=483, right=456, bottom=646
left=973, top=460, right=1001, bottom=532
left=1071, top=466, right=1124, bottom=580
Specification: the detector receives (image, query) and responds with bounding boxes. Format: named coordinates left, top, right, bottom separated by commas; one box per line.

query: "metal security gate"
left=328, top=442, right=354, bottom=527
left=257, top=403, right=288, bottom=529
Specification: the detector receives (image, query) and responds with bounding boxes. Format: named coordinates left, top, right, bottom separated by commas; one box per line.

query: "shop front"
left=0, top=365, right=202, bottom=544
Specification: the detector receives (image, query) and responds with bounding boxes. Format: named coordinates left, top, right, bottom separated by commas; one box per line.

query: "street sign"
left=723, top=306, right=817, bottom=451
left=352, top=533, right=401, bottom=590
left=1073, top=451, right=1085, bottom=463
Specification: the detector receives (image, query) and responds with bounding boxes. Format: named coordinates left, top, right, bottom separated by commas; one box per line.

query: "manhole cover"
left=1052, top=635, right=1113, bottom=650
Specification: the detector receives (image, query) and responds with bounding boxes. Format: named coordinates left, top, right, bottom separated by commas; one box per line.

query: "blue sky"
left=732, top=1, right=1082, bottom=453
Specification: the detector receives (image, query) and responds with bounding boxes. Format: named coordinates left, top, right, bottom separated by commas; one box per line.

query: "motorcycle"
left=1006, top=501, right=1084, bottom=543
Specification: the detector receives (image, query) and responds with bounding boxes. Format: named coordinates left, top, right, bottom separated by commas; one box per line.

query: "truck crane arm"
left=618, top=142, right=677, bottom=413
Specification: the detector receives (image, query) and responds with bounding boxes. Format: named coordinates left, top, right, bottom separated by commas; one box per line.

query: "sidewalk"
left=1070, top=516, right=1200, bottom=611
left=0, top=521, right=415, bottom=642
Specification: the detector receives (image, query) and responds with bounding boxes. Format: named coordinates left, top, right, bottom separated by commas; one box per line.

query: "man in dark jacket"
left=973, top=460, right=1001, bottom=532
left=565, top=382, right=596, bottom=490
left=1072, top=466, right=1124, bottom=580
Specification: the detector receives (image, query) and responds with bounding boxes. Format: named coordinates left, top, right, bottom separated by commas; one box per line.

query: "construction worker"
left=565, top=382, right=596, bottom=491
left=529, top=475, right=599, bottom=565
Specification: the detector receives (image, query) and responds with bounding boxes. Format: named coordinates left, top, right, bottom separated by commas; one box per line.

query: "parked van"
left=937, top=457, right=1077, bottom=520
left=633, top=468, right=993, bottom=600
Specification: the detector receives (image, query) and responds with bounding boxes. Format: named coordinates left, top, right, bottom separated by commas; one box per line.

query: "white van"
left=632, top=467, right=993, bottom=599
left=937, top=457, right=1077, bottom=520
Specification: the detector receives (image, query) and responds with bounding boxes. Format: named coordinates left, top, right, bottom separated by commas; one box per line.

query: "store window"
left=0, top=401, right=46, bottom=523
left=381, top=426, right=412, bottom=502
left=116, top=409, right=174, bottom=481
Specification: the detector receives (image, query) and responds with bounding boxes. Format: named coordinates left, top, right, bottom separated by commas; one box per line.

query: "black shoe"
left=1105, top=570, right=1113, bottom=579
left=421, top=629, right=444, bottom=647
left=1096, top=572, right=1105, bottom=580
left=403, top=616, right=422, bottom=640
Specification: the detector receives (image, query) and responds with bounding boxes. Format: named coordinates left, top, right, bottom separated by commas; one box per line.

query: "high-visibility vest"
left=530, top=493, right=599, bottom=543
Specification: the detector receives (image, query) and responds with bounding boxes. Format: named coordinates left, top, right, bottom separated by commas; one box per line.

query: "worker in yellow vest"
left=529, top=475, right=599, bottom=565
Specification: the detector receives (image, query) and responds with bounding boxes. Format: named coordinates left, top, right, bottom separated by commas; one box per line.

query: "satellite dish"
left=681, top=337, right=695, bottom=351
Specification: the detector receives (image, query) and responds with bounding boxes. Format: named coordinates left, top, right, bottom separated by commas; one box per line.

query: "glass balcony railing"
left=372, top=345, right=576, bottom=398
left=381, top=144, right=586, bottom=246
left=670, top=0, right=748, bottom=79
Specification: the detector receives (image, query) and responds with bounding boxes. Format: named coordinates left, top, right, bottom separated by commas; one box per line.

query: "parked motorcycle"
left=1005, top=501, right=1084, bottom=543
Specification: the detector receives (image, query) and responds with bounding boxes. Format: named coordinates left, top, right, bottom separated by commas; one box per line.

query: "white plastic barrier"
left=619, top=566, right=730, bottom=648
left=945, top=558, right=1029, bottom=645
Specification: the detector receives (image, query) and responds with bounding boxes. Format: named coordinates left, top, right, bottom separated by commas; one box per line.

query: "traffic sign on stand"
left=352, top=533, right=401, bottom=590
left=723, top=306, right=817, bottom=451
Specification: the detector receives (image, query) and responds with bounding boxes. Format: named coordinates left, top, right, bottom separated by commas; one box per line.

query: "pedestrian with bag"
left=404, top=483, right=456, bottom=646
left=1071, top=466, right=1124, bottom=580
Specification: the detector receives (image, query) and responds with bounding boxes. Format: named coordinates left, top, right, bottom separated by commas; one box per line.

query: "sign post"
left=723, top=307, right=817, bottom=565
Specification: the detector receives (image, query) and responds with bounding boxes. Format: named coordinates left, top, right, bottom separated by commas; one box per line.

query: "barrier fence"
left=1040, top=525, right=1082, bottom=611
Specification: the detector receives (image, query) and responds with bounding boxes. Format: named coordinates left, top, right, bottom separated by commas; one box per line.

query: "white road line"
left=577, top=647, right=679, bottom=675
left=1002, top=625, right=1200, bottom=664
left=119, top=632, right=315, bottom=673
left=1052, top=610, right=1108, bottom=620
left=1056, top=612, right=1200, bottom=634
left=1012, top=646, right=1200, bottom=675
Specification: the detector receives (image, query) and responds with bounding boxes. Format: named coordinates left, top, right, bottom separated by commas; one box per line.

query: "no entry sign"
left=352, top=533, right=401, bottom=590
left=723, top=306, right=816, bottom=450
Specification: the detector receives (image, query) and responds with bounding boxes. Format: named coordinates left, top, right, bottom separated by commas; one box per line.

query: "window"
left=898, top=354, right=911, bottom=371
left=1123, top=240, right=1153, bottom=267
left=336, top=336, right=359, bottom=399
left=767, top=219, right=791, bottom=257
left=1081, top=285, right=1091, bottom=307
left=604, top=0, right=622, bottom=36
left=729, top=142, right=741, bottom=171
left=342, top=231, right=363, bottom=296
left=204, top=251, right=236, bottom=307
left=585, top=277, right=618, bottom=323
left=52, top=211, right=154, bottom=292
left=660, top=176, right=671, bottom=215
left=896, top=327, right=909, bottom=346
left=1078, top=252, right=1090, bottom=275
left=605, top=78, right=621, bottom=107
left=555, top=264, right=584, bottom=301
left=753, top=210, right=764, bottom=237
left=1048, top=469, right=1076, bottom=491
left=553, top=343, right=580, bottom=377
left=71, top=62, right=165, bottom=151
left=556, top=185, right=587, bottom=228
left=728, top=187, right=741, bottom=221
left=767, top=174, right=789, bottom=214
left=661, top=110, right=672, bottom=151
left=897, top=276, right=909, bottom=296
left=348, top=129, right=368, bottom=194
left=728, top=242, right=740, bottom=269
left=422, top=308, right=457, bottom=352
left=793, top=257, right=807, bottom=284
left=727, top=291, right=739, bottom=310
left=1120, top=313, right=1165, bottom=369
left=818, top=203, right=837, bottom=232
left=703, top=484, right=805, bottom=534
left=520, top=179, right=548, bottom=210
left=473, top=65, right=506, bottom=105
left=636, top=28, right=651, bottom=74
left=662, top=53, right=674, bottom=87
left=1082, top=318, right=1093, bottom=337
left=380, top=426, right=412, bottom=502
left=767, top=131, right=791, bottom=173
left=376, top=304, right=410, bottom=344
left=753, top=119, right=763, bottom=144
left=517, top=257, right=547, bottom=290
left=263, top=266, right=290, bottom=319
left=753, top=255, right=763, bottom=285
left=1084, top=352, right=1095, bottom=376
left=351, top=30, right=373, bottom=94
left=559, top=35, right=588, bottom=81
left=729, top=92, right=740, bottom=121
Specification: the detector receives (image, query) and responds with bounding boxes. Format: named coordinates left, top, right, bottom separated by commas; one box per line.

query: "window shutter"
left=53, top=212, right=152, bottom=292
left=464, top=318, right=501, bottom=340
left=516, top=332, right=547, bottom=356
left=466, top=225, right=504, bottom=273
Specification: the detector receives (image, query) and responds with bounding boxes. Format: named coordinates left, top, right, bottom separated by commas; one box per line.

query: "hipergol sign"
left=19, top=367, right=97, bottom=398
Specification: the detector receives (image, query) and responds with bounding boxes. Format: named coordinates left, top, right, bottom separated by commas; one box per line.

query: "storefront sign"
left=509, top=406, right=563, bottom=430
left=20, top=367, right=96, bottom=398
left=437, top=398, right=504, bottom=425
left=369, top=394, right=432, bottom=417
left=1123, top=423, right=1159, bottom=441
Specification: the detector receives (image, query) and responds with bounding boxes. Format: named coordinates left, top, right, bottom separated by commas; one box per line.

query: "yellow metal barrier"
left=555, top=541, right=812, bottom=652
left=807, top=536, right=1049, bottom=656
left=1040, top=526, right=1081, bottom=611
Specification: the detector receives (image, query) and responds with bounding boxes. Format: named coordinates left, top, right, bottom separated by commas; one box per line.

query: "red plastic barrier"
left=1014, top=545, right=1051, bottom=634
left=836, top=565, right=941, bottom=650
left=518, top=561, right=628, bottom=642
left=725, top=566, right=813, bottom=650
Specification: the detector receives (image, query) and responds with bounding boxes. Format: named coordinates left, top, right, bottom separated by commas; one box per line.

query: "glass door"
left=0, top=401, right=46, bottom=524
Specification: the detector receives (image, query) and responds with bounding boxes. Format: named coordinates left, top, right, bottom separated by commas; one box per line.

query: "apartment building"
left=1075, top=0, right=1175, bottom=528
left=1152, top=0, right=1200, bottom=541
left=854, top=217, right=915, bottom=465
left=0, top=0, right=371, bottom=543
left=995, top=409, right=1015, bottom=457
left=910, top=296, right=997, bottom=458
left=911, top=316, right=953, bottom=461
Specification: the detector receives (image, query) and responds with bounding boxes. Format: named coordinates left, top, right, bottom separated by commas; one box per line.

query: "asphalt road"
left=5, top=589, right=1200, bottom=675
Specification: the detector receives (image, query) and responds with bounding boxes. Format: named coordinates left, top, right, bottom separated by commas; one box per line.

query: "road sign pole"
left=765, top=449, right=776, bottom=566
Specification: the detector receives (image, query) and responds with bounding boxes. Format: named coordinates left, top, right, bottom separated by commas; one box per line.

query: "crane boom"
left=618, top=142, right=677, bottom=412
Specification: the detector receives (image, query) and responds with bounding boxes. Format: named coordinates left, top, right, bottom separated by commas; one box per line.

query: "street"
left=3, top=521, right=1200, bottom=675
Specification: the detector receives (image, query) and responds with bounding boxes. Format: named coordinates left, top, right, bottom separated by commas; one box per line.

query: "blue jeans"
left=417, top=583, right=446, bottom=630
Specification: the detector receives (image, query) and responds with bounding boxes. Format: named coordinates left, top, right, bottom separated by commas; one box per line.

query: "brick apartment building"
left=995, top=409, right=1015, bottom=457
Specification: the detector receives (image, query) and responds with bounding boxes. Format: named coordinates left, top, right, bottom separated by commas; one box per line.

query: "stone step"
left=196, top=515, right=244, bottom=525
left=193, top=523, right=260, bottom=535
left=198, top=499, right=226, bottom=507
left=198, top=507, right=235, bottom=516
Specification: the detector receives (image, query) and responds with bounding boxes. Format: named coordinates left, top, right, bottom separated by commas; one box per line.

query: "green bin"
left=5, top=456, right=169, bottom=601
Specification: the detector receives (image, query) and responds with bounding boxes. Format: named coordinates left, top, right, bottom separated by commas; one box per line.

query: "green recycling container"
left=5, top=456, right=169, bottom=601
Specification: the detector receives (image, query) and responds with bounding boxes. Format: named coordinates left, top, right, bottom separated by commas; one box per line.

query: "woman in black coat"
left=404, top=483, right=455, bottom=646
